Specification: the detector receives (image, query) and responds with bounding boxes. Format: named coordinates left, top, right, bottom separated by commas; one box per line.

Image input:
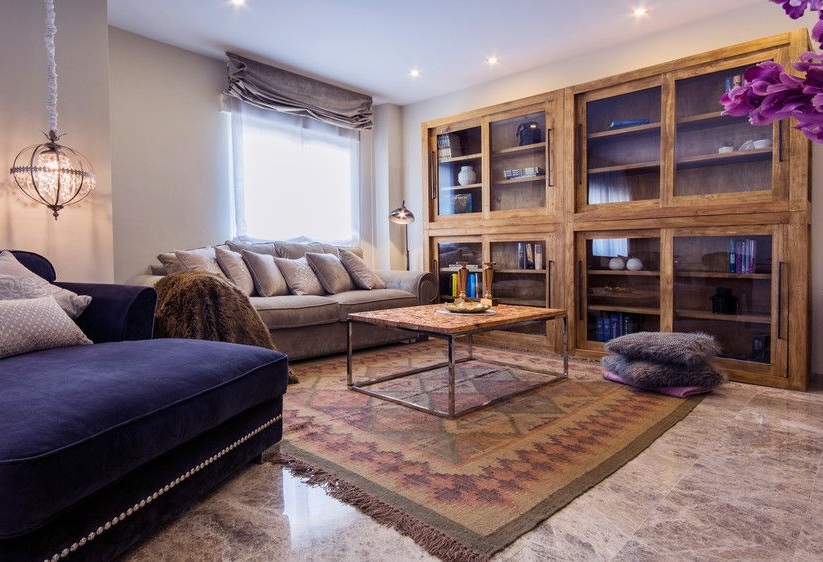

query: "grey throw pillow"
left=604, top=331, right=720, bottom=366
left=273, top=257, right=326, bottom=296
left=241, top=250, right=288, bottom=297
left=157, top=246, right=217, bottom=275
left=0, top=296, right=92, bottom=358
left=226, top=239, right=277, bottom=256
left=174, top=249, right=228, bottom=280
left=274, top=240, right=330, bottom=259
left=338, top=249, right=386, bottom=290
left=602, top=354, right=726, bottom=389
left=0, top=250, right=91, bottom=319
left=305, top=252, right=354, bottom=294
left=215, top=247, right=255, bottom=296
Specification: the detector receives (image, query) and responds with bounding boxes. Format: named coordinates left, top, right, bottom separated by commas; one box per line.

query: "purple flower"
left=770, top=0, right=823, bottom=18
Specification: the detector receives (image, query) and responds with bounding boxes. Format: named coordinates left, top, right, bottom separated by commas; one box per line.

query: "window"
left=227, top=103, right=361, bottom=244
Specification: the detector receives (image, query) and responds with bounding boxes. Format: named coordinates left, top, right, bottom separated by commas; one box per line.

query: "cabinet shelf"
left=493, top=142, right=547, bottom=155
left=676, top=148, right=771, bottom=169
left=588, top=161, right=660, bottom=174
left=439, top=153, right=482, bottom=164
left=676, top=111, right=748, bottom=129
left=496, top=268, right=547, bottom=275
left=588, top=122, right=661, bottom=139
left=676, top=309, right=771, bottom=324
left=588, top=304, right=660, bottom=315
left=440, top=183, right=481, bottom=192
left=588, top=270, right=660, bottom=276
left=494, top=175, right=546, bottom=186
left=676, top=271, right=771, bottom=280
left=496, top=297, right=546, bottom=307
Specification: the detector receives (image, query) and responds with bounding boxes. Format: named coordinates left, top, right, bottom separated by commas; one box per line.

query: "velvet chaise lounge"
left=0, top=251, right=290, bottom=561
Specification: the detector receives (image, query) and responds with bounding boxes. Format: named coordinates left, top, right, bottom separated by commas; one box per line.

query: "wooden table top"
left=348, top=303, right=567, bottom=336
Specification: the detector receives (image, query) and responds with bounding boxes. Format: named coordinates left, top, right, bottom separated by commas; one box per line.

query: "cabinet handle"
left=576, top=260, right=583, bottom=320
left=778, top=121, right=784, bottom=163
left=547, top=260, right=555, bottom=308
left=547, top=129, right=555, bottom=187
left=778, top=261, right=787, bottom=340
left=576, top=124, right=583, bottom=186
left=429, top=150, right=437, bottom=200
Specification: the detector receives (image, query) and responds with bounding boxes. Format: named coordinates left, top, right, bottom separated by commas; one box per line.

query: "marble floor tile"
left=125, top=376, right=823, bottom=562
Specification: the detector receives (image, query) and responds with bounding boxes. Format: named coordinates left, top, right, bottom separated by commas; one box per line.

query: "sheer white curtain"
left=225, top=98, right=361, bottom=245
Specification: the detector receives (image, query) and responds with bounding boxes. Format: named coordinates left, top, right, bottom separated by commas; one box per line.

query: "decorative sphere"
left=608, top=257, right=626, bottom=270
left=626, top=258, right=644, bottom=271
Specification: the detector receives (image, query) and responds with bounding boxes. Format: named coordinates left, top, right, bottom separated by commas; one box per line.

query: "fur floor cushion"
left=602, top=353, right=726, bottom=389
left=604, top=331, right=721, bottom=366
left=154, top=271, right=297, bottom=383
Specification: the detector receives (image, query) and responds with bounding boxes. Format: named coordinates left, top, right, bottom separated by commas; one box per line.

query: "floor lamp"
left=388, top=200, right=415, bottom=270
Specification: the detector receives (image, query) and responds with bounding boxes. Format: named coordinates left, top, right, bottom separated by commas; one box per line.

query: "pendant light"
left=9, top=0, right=96, bottom=220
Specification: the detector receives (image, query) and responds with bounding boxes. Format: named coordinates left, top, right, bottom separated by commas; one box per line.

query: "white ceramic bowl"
left=753, top=139, right=772, bottom=149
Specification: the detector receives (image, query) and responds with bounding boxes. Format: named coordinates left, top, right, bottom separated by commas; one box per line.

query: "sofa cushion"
left=215, top=247, right=255, bottom=296
left=305, top=252, right=355, bottom=294
left=226, top=239, right=277, bottom=256
left=252, top=295, right=340, bottom=329
left=273, top=257, right=326, bottom=296
left=242, top=250, right=288, bottom=297
left=339, top=249, right=386, bottom=290
left=0, top=296, right=91, bottom=358
left=327, top=289, right=417, bottom=322
left=0, top=250, right=91, bottom=318
left=157, top=246, right=226, bottom=275
left=174, top=249, right=228, bottom=280
left=274, top=240, right=335, bottom=259
left=0, top=338, right=288, bottom=538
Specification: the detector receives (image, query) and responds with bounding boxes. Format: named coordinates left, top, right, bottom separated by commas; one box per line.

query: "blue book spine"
left=729, top=238, right=736, bottom=273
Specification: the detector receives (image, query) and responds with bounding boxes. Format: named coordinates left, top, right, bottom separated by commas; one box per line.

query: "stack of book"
left=448, top=271, right=482, bottom=298
left=595, top=313, right=640, bottom=342
left=728, top=238, right=758, bottom=274
left=503, top=166, right=544, bottom=180
left=437, top=133, right=462, bottom=159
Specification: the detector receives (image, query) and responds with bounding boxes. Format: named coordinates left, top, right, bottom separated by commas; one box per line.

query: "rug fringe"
left=275, top=455, right=490, bottom=562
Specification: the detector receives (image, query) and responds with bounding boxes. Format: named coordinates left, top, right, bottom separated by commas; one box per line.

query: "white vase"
left=457, top=165, right=476, bottom=186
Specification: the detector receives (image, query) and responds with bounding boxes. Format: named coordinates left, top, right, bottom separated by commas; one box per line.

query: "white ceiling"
left=108, top=0, right=763, bottom=106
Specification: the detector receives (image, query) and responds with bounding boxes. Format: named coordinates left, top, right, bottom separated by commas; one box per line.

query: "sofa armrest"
left=374, top=270, right=437, bottom=305
left=55, top=282, right=158, bottom=343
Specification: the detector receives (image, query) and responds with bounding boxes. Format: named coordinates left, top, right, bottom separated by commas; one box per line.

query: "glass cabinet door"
left=674, top=63, right=777, bottom=198
left=434, top=240, right=482, bottom=301
left=673, top=233, right=780, bottom=366
left=579, top=233, right=661, bottom=345
left=580, top=85, right=662, bottom=207
left=489, top=238, right=550, bottom=307
left=489, top=111, right=548, bottom=212
left=433, top=126, right=483, bottom=218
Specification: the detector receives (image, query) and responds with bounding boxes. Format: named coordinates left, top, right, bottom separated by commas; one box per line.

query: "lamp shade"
left=388, top=200, right=415, bottom=224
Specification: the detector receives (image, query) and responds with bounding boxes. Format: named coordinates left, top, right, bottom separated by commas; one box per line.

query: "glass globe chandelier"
left=9, top=0, right=96, bottom=220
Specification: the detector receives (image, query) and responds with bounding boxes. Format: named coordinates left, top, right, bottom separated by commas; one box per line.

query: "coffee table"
left=346, top=303, right=568, bottom=418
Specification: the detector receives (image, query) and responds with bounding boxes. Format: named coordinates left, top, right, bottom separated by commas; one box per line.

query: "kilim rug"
left=273, top=340, right=703, bottom=561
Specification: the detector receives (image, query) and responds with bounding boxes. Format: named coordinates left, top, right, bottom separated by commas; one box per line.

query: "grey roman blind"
left=224, top=52, right=373, bottom=130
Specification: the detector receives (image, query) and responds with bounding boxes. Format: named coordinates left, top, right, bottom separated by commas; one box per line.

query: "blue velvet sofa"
left=0, top=251, right=290, bottom=561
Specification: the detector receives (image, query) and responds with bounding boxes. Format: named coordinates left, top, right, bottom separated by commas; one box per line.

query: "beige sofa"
left=131, top=239, right=437, bottom=361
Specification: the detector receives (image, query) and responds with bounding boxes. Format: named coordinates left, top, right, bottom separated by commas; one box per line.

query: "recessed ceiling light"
left=229, top=0, right=247, bottom=8
left=632, top=6, right=649, bottom=18
left=486, top=56, right=500, bottom=66
left=409, top=69, right=421, bottom=79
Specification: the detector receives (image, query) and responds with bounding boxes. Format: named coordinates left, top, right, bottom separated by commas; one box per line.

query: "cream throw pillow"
left=273, top=257, right=326, bottom=296
left=242, top=250, right=288, bottom=297
left=305, top=252, right=354, bottom=294
left=0, top=251, right=91, bottom=319
left=174, top=249, right=227, bottom=280
left=215, top=247, right=255, bottom=296
left=0, top=296, right=92, bottom=358
left=338, top=249, right=386, bottom=290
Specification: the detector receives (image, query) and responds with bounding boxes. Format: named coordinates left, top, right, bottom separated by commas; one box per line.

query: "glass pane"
left=436, top=128, right=482, bottom=216
left=586, top=87, right=662, bottom=204
left=674, top=65, right=773, bottom=196
left=489, top=240, right=547, bottom=307
left=489, top=112, right=547, bottom=212
left=673, top=235, right=773, bottom=363
left=585, top=236, right=661, bottom=342
left=437, top=242, right=482, bottom=300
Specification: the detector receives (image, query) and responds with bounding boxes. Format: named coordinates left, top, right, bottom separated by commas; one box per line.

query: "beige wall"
left=108, top=28, right=232, bottom=281
left=0, top=0, right=113, bottom=282
left=400, top=3, right=822, bottom=374
left=373, top=104, right=405, bottom=270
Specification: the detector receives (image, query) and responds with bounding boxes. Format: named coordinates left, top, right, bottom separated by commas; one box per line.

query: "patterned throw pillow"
left=174, top=249, right=228, bottom=280
left=272, top=257, right=326, bottom=296
left=338, top=249, right=386, bottom=290
left=215, top=247, right=255, bottom=296
left=241, top=250, right=288, bottom=297
left=0, top=250, right=91, bottom=319
left=0, top=296, right=92, bottom=359
left=305, top=252, right=354, bottom=294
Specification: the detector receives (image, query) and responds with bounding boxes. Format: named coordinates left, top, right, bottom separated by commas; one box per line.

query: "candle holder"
left=480, top=261, right=496, bottom=307
left=455, top=262, right=469, bottom=303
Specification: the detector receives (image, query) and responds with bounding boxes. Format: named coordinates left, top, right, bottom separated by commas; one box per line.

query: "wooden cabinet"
left=422, top=30, right=810, bottom=389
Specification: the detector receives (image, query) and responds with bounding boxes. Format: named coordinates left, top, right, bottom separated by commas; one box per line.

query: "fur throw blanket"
left=154, top=271, right=297, bottom=383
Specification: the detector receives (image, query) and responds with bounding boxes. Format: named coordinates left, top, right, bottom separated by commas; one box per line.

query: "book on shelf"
left=503, top=166, right=544, bottom=180
left=595, top=312, right=640, bottom=342
left=728, top=238, right=757, bottom=274
left=517, top=242, right=535, bottom=269
left=445, top=263, right=482, bottom=270
left=607, top=119, right=650, bottom=129
left=437, top=133, right=462, bottom=157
